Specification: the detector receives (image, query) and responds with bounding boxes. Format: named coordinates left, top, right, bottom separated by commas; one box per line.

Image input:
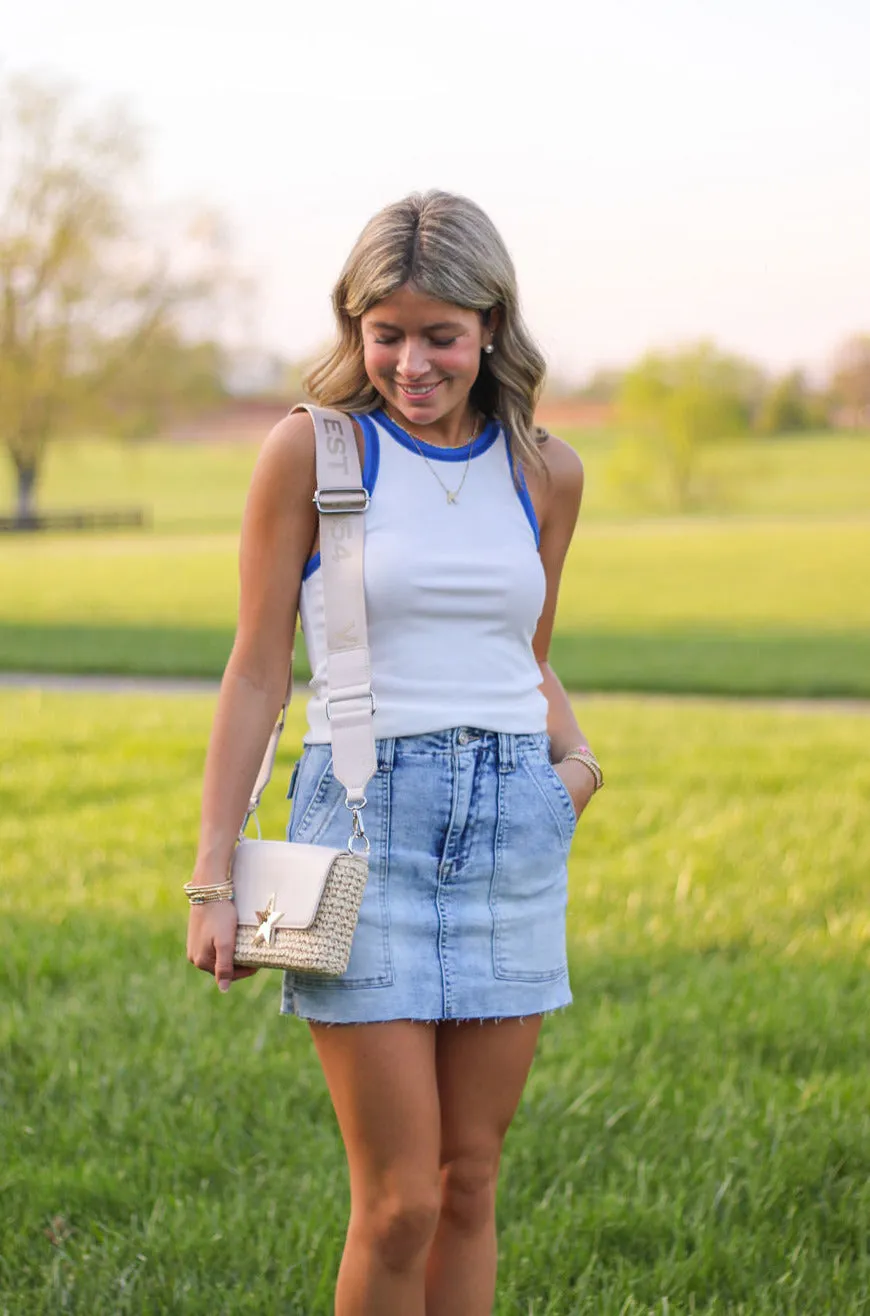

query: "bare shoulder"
left=537, top=429, right=585, bottom=494
left=255, top=408, right=316, bottom=478
left=524, top=430, right=584, bottom=538
left=256, top=407, right=364, bottom=477
left=249, top=407, right=365, bottom=505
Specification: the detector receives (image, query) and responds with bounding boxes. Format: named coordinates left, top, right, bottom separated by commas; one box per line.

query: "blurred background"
left=1, top=0, right=868, bottom=695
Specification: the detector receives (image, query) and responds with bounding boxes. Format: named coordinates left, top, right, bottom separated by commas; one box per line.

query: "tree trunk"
left=15, top=463, right=38, bottom=527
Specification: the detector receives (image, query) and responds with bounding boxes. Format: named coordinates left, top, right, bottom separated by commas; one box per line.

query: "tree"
left=0, top=74, right=236, bottom=522
left=97, top=329, right=226, bottom=439
left=830, top=334, right=870, bottom=428
left=755, top=369, right=831, bottom=436
left=612, top=342, right=761, bottom=510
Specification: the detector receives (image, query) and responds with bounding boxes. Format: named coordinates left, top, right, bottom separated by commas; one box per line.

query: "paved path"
left=2, top=671, right=868, bottom=714
left=1, top=672, right=219, bottom=696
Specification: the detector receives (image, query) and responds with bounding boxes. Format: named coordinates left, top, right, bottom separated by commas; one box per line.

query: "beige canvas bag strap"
left=243, top=405, right=376, bottom=827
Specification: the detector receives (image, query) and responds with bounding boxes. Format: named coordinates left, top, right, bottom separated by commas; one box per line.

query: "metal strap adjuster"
left=313, top=487, right=370, bottom=514
left=325, top=690, right=377, bottom=721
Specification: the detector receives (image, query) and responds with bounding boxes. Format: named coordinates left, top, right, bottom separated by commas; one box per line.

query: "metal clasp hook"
left=345, top=797, right=371, bottom=855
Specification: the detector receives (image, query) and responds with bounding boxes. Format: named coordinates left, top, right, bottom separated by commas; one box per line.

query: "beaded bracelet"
left=560, top=747, right=603, bottom=792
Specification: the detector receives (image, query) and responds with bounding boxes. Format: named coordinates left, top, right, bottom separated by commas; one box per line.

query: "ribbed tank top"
left=298, top=408, right=548, bottom=742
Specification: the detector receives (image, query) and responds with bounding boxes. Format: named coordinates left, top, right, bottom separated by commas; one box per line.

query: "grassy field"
left=4, top=429, right=870, bottom=529
left=1, top=517, right=868, bottom=695
left=2, top=689, right=869, bottom=1314
left=1, top=431, right=868, bottom=696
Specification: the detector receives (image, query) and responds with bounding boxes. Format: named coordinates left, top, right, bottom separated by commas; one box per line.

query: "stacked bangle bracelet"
left=560, top=747, right=603, bottom=792
left=183, top=880, right=235, bottom=906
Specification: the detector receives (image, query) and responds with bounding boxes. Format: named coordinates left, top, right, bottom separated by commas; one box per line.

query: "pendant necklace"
left=387, top=410, right=482, bottom=505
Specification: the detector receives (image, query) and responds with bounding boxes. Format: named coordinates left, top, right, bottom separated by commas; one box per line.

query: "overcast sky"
left=4, top=0, right=869, bottom=380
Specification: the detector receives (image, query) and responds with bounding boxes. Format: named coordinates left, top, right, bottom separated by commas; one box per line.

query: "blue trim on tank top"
left=506, top=440, right=541, bottom=549
left=374, top=408, right=499, bottom=461
left=302, top=413, right=380, bottom=582
left=358, top=412, right=381, bottom=491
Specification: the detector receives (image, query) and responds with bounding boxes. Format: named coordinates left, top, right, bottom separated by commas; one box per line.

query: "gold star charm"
left=252, top=892, right=284, bottom=947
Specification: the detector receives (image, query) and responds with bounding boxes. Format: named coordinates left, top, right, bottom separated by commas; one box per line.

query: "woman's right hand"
left=186, top=898, right=258, bottom=993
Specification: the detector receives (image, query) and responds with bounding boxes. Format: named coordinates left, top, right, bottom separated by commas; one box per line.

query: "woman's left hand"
left=553, top=758, right=597, bottom=823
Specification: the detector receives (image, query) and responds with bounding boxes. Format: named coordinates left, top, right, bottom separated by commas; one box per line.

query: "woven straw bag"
left=233, top=843, right=368, bottom=975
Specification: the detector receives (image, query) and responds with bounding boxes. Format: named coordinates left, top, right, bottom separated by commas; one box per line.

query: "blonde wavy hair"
left=305, top=191, right=547, bottom=471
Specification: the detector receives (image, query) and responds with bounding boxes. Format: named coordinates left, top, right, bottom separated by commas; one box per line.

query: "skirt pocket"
left=521, top=740, right=578, bottom=846
left=288, top=745, right=346, bottom=845
left=489, top=749, right=570, bottom=983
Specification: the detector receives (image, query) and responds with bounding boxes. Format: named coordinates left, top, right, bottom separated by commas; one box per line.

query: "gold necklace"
left=386, top=411, right=482, bottom=505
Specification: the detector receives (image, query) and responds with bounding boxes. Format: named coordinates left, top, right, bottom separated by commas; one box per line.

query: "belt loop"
left=377, top=736, right=396, bottom=772
left=497, top=732, right=516, bottom=773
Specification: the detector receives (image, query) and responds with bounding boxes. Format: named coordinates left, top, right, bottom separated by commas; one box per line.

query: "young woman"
left=187, top=190, right=602, bottom=1315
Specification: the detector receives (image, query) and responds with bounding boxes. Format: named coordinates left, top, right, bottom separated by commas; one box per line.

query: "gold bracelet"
left=560, top=747, right=603, bottom=792
left=183, top=880, right=235, bottom=906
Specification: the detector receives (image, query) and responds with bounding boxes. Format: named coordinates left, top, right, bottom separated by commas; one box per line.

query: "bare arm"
left=527, top=434, right=598, bottom=817
left=187, top=409, right=322, bottom=988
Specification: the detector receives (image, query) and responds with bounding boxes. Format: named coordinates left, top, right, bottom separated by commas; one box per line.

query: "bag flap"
left=231, top=839, right=341, bottom=931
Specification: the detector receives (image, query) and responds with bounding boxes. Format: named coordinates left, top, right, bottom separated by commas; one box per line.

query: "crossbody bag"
left=230, top=405, right=376, bottom=975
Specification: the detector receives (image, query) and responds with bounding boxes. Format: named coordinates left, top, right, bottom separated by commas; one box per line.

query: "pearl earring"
left=483, top=343, right=494, bottom=355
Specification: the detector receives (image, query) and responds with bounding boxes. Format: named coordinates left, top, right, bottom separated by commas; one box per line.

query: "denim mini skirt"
left=280, top=727, right=574, bottom=1024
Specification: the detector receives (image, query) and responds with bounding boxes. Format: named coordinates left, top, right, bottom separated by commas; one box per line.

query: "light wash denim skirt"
left=280, top=727, right=574, bottom=1024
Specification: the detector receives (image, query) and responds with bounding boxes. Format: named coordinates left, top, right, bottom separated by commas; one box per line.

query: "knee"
left=440, top=1153, right=499, bottom=1235
left=362, top=1182, right=442, bottom=1272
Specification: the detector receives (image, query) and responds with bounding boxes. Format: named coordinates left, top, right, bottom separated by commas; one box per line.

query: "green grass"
left=1, top=440, right=259, bottom=534
left=5, top=430, right=870, bottom=529
left=1, top=517, right=868, bottom=695
left=1, top=431, right=868, bottom=696
left=2, top=690, right=870, bottom=1313
left=552, top=517, right=870, bottom=696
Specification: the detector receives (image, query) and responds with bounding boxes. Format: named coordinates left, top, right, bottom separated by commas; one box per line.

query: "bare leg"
left=310, top=1021, right=441, bottom=1316
left=425, top=1015, right=543, bottom=1316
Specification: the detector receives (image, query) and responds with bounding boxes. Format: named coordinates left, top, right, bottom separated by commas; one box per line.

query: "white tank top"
left=298, top=409, right=548, bottom=742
